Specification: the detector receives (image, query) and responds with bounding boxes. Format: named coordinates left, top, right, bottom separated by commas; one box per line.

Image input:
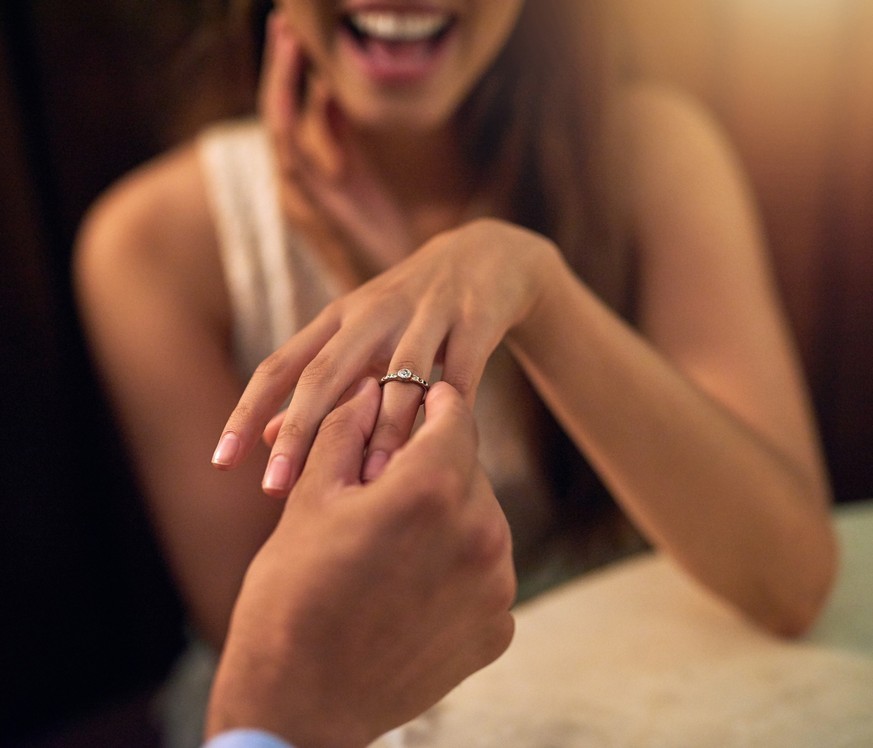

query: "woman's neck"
left=292, top=116, right=492, bottom=288
left=346, top=122, right=481, bottom=241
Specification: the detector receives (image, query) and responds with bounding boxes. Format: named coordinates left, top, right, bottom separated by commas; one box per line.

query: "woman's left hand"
left=212, top=218, right=562, bottom=496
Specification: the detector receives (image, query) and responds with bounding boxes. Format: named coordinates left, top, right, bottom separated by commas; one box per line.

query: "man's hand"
left=205, top=380, right=516, bottom=748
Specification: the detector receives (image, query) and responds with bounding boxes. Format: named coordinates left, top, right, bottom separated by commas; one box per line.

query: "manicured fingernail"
left=362, top=450, right=389, bottom=483
left=212, top=432, right=240, bottom=467
left=263, top=455, right=292, bottom=493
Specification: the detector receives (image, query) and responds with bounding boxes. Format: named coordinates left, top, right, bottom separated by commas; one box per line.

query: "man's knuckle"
left=491, top=566, right=518, bottom=613
left=489, top=613, right=516, bottom=657
left=465, top=512, right=510, bottom=570
left=468, top=613, right=515, bottom=673
left=394, top=476, right=455, bottom=523
left=429, top=463, right=467, bottom=505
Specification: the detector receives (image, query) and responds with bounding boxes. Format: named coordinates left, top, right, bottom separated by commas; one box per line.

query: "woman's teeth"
left=346, top=10, right=451, bottom=43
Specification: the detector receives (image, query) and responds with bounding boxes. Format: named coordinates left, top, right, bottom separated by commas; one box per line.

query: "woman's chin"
left=340, top=95, right=456, bottom=135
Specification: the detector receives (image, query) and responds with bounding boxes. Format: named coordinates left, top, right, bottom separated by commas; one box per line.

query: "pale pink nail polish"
left=212, top=432, right=240, bottom=467
left=263, top=455, right=292, bottom=493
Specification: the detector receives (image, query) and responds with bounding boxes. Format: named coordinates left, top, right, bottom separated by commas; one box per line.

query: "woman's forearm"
left=508, top=251, right=837, bottom=636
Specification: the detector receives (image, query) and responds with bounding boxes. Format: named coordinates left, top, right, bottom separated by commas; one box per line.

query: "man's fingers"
left=372, top=382, right=479, bottom=503
left=360, top=381, right=423, bottom=483
left=361, top=314, right=446, bottom=481
left=418, top=381, right=479, bottom=455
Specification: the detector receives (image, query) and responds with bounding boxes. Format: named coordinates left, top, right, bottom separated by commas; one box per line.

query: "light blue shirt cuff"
left=202, top=728, right=294, bottom=748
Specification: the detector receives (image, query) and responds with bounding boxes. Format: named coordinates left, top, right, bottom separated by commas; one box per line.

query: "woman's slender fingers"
left=441, top=319, right=492, bottom=406
left=262, top=372, right=376, bottom=449
left=212, top=313, right=337, bottom=469
left=261, top=324, right=381, bottom=497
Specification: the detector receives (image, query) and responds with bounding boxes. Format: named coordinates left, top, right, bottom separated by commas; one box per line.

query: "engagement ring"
left=380, top=368, right=430, bottom=393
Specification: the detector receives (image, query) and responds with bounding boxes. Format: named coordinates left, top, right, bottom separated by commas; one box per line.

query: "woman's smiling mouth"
left=340, top=7, right=457, bottom=84
left=345, top=9, right=454, bottom=43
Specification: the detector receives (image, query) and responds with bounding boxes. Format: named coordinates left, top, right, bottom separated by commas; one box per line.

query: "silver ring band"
left=380, top=368, right=429, bottom=392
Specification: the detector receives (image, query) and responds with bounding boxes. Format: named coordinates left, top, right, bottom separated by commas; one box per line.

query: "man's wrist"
left=203, top=728, right=295, bottom=748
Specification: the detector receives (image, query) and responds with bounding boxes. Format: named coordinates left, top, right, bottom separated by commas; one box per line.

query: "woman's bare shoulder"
left=78, top=140, right=212, bottom=260
left=75, top=138, right=227, bottom=327
left=617, top=82, right=749, bottom=214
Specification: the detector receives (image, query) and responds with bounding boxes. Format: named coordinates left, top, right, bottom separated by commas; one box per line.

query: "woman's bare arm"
left=507, top=85, right=836, bottom=635
left=74, top=143, right=283, bottom=647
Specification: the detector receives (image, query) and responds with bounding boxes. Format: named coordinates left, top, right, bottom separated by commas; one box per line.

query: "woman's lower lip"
left=339, top=25, right=454, bottom=86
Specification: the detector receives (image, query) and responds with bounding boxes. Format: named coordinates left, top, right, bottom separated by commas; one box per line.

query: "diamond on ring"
left=380, top=368, right=429, bottom=392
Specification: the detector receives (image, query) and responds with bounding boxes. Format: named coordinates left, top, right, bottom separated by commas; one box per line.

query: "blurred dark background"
left=1, top=0, right=871, bottom=746
left=0, top=1, right=254, bottom=745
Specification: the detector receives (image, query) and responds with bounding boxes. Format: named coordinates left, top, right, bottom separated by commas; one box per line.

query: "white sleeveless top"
left=197, top=118, right=557, bottom=560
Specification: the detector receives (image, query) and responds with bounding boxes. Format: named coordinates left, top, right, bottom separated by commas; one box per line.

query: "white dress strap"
left=198, top=119, right=297, bottom=378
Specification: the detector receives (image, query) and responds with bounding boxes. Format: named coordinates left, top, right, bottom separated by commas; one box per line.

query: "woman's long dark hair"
left=454, top=1, right=638, bottom=559
left=458, top=0, right=631, bottom=312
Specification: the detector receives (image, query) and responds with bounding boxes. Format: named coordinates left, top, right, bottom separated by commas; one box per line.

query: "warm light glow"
left=739, top=0, right=837, bottom=23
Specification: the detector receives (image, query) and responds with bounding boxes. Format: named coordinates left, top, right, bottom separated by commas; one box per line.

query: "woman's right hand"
left=260, top=11, right=415, bottom=277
